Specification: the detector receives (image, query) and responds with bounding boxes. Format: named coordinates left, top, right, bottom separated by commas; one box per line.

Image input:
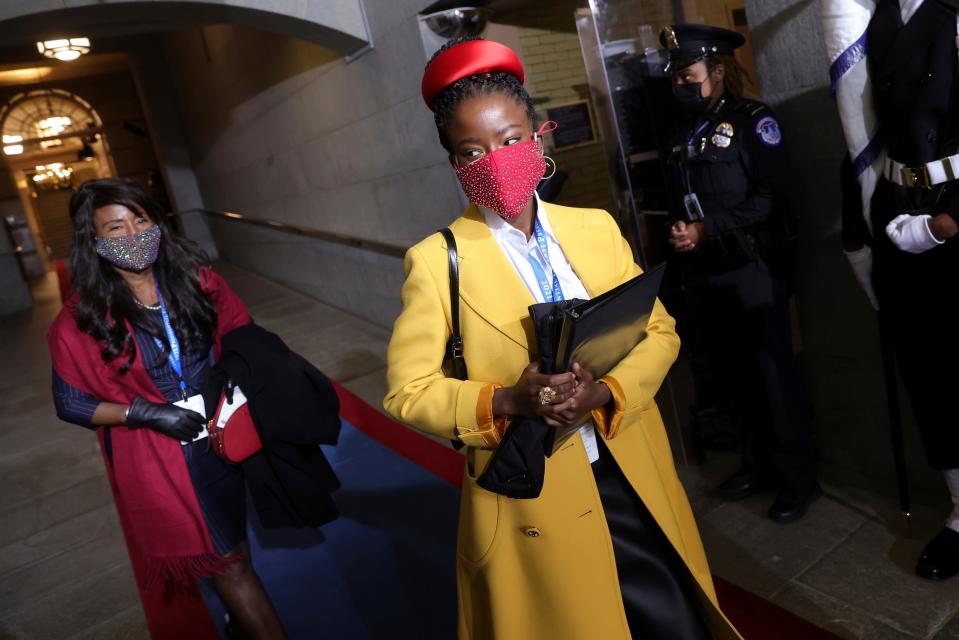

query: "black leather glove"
left=126, top=396, right=205, bottom=441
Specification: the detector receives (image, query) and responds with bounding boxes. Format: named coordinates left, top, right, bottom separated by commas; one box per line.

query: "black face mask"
left=673, top=81, right=710, bottom=114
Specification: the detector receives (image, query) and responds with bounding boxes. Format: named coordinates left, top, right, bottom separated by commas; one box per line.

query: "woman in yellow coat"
left=384, top=37, right=741, bottom=640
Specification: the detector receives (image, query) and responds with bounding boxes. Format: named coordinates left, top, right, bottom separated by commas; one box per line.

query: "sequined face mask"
left=454, top=121, right=556, bottom=220
left=95, top=224, right=161, bottom=272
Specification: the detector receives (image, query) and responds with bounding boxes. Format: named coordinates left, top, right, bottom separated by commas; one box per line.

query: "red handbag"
left=208, top=384, right=262, bottom=463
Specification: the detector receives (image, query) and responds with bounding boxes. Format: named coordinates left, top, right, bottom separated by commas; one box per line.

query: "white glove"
left=843, top=246, right=879, bottom=311
left=885, top=213, right=944, bottom=254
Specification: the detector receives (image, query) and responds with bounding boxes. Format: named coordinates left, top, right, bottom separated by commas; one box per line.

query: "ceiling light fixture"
left=36, top=37, right=91, bottom=62
left=32, top=162, right=74, bottom=190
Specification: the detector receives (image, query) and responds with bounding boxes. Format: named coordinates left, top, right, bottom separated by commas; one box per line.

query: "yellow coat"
left=384, top=201, right=741, bottom=640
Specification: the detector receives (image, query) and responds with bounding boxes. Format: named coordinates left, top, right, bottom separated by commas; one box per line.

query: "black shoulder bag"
left=439, top=228, right=548, bottom=498
left=439, top=228, right=467, bottom=450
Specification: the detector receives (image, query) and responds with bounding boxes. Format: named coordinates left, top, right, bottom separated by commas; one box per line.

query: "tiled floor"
left=681, top=451, right=959, bottom=639
left=1, top=262, right=957, bottom=639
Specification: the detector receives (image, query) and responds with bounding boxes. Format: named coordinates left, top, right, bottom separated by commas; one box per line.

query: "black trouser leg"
left=871, top=179, right=959, bottom=470
left=699, top=263, right=816, bottom=495
left=749, top=278, right=816, bottom=497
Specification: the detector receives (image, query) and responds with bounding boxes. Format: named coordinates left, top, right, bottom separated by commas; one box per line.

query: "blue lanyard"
left=686, top=118, right=712, bottom=146
left=528, top=217, right=564, bottom=303
left=152, top=280, right=188, bottom=400
left=682, top=119, right=713, bottom=194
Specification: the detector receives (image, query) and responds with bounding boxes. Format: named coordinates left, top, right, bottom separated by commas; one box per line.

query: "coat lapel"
left=448, top=201, right=625, bottom=350
left=449, top=205, right=536, bottom=350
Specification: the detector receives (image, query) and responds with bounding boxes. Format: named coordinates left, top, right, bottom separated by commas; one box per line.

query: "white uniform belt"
left=884, top=154, right=959, bottom=188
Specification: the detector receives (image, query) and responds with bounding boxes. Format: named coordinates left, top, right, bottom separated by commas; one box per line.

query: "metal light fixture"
left=32, top=163, right=74, bottom=191
left=422, top=7, right=490, bottom=39
left=36, top=37, right=91, bottom=62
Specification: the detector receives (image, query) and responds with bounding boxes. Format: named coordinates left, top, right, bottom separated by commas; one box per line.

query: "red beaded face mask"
left=454, top=121, right=557, bottom=220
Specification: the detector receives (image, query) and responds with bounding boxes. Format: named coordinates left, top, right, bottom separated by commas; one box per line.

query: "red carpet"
left=333, top=382, right=842, bottom=640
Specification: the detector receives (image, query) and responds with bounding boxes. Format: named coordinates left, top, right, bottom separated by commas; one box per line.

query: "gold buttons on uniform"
left=523, top=527, right=541, bottom=538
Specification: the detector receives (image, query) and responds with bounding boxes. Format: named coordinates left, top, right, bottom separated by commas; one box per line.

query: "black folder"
left=554, top=262, right=666, bottom=377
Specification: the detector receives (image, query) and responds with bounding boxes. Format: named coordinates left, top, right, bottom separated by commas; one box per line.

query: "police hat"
left=660, top=24, right=745, bottom=73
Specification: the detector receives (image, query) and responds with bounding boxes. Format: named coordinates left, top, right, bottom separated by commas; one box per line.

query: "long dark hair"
left=68, top=177, right=217, bottom=372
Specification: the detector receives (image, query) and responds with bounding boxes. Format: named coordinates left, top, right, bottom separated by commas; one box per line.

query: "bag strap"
left=439, top=228, right=467, bottom=451
left=439, top=228, right=467, bottom=381
left=440, top=228, right=461, bottom=353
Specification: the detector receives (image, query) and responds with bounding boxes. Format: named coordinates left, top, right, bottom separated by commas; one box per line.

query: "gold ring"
left=538, top=386, right=557, bottom=405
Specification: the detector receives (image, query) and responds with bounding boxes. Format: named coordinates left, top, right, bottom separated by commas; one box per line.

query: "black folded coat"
left=477, top=299, right=585, bottom=499
left=204, top=323, right=341, bottom=529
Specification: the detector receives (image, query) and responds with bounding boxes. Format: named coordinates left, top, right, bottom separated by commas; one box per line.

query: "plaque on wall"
left=545, top=100, right=597, bottom=149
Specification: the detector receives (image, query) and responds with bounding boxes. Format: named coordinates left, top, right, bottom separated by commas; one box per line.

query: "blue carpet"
left=199, top=420, right=461, bottom=639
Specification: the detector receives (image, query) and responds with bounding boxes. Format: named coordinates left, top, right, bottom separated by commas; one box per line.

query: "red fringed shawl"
left=46, top=267, right=251, bottom=639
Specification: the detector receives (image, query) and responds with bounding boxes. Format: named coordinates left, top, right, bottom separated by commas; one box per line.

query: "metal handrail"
left=184, top=208, right=408, bottom=258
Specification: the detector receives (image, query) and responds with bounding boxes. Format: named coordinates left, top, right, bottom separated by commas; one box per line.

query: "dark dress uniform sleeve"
left=702, top=104, right=789, bottom=236
left=840, top=154, right=872, bottom=247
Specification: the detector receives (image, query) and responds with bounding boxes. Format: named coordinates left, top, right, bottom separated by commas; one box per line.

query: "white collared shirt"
left=900, top=0, right=924, bottom=24
left=479, top=193, right=599, bottom=463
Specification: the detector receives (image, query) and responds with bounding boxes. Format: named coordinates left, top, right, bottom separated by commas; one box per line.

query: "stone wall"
left=162, top=1, right=468, bottom=326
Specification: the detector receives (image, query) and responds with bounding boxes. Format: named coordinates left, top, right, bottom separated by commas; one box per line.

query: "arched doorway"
left=0, top=88, right=113, bottom=274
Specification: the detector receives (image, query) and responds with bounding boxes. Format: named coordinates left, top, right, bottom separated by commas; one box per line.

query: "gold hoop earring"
left=541, top=155, right=557, bottom=181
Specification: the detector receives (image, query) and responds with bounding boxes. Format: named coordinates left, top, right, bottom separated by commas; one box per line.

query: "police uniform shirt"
left=668, top=94, right=789, bottom=237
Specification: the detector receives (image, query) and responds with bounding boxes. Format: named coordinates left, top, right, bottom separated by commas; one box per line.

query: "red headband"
left=421, top=40, right=525, bottom=110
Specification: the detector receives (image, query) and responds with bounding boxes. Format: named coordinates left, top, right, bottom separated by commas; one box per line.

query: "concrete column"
left=124, top=35, right=219, bottom=259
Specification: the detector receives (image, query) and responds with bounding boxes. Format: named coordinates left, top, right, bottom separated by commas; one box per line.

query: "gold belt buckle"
left=900, top=165, right=932, bottom=189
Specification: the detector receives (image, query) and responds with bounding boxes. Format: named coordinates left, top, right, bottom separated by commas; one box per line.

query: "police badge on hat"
left=711, top=121, right=734, bottom=148
left=756, top=116, right=782, bottom=146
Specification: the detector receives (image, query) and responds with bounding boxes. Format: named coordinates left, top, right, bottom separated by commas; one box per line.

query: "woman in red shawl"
left=47, top=178, right=285, bottom=639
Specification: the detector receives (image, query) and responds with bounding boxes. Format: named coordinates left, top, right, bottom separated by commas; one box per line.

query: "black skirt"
left=591, top=438, right=711, bottom=640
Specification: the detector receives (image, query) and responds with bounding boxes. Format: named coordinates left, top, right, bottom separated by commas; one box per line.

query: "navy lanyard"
left=152, top=280, right=188, bottom=400
left=682, top=119, right=713, bottom=194
left=528, top=217, right=564, bottom=303
left=686, top=118, right=712, bottom=146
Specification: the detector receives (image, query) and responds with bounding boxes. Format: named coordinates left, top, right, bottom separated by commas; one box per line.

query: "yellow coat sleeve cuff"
left=457, top=383, right=507, bottom=448
left=592, top=376, right=626, bottom=440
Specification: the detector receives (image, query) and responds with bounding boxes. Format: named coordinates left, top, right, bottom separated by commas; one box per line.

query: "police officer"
left=661, top=24, right=819, bottom=522
left=860, top=0, right=959, bottom=580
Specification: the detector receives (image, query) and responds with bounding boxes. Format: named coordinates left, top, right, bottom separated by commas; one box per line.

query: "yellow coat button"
left=523, top=527, right=541, bottom=538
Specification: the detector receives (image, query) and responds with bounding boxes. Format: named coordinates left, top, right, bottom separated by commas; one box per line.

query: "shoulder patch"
left=755, top=116, right=782, bottom=146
